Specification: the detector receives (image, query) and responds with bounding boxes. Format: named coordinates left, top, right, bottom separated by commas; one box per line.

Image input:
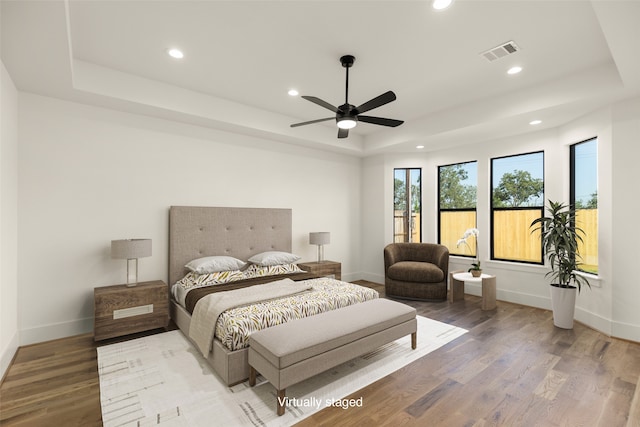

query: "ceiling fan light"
left=337, top=118, right=357, bottom=129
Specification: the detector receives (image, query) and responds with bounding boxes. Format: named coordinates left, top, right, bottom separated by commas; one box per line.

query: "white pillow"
left=185, top=256, right=246, bottom=274
left=248, top=251, right=301, bottom=266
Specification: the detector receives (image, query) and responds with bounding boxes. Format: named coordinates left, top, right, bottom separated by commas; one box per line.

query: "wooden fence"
left=394, top=212, right=421, bottom=243
left=440, top=209, right=598, bottom=271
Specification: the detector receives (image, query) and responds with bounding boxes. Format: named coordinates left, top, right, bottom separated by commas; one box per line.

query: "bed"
left=168, top=206, right=379, bottom=386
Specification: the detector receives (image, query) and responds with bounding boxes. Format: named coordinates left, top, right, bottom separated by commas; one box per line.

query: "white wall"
left=360, top=154, right=386, bottom=283
left=11, top=89, right=640, bottom=346
left=1, top=60, right=19, bottom=377
left=362, top=99, right=639, bottom=342
left=17, top=93, right=361, bottom=345
left=611, top=98, right=640, bottom=341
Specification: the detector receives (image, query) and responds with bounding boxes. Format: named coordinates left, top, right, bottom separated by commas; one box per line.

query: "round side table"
left=450, top=271, right=497, bottom=310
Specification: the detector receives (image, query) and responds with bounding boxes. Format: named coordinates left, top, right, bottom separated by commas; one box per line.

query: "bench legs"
left=249, top=366, right=256, bottom=386
left=249, top=330, right=418, bottom=417
left=249, top=366, right=287, bottom=416
left=276, top=389, right=286, bottom=416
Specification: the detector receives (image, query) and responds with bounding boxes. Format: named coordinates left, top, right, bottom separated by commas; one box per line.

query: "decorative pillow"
left=175, top=270, right=246, bottom=289
left=244, top=263, right=305, bottom=278
left=248, top=251, right=301, bottom=266
left=185, top=256, right=246, bottom=274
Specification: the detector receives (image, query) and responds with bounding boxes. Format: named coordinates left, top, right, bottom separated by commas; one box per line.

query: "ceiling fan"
left=291, top=55, right=404, bottom=139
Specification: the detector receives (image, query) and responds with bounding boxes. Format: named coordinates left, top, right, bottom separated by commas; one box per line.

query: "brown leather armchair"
left=383, top=243, right=449, bottom=301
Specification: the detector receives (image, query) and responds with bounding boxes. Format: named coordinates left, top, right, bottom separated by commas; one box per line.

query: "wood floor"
left=1, top=281, right=639, bottom=426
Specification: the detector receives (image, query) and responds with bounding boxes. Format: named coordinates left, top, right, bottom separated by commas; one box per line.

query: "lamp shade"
left=309, top=232, right=330, bottom=246
left=111, top=239, right=152, bottom=259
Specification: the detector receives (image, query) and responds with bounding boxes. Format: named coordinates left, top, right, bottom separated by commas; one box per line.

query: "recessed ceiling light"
left=416, top=145, right=425, bottom=149
left=507, top=66, right=522, bottom=75
left=288, top=89, right=299, bottom=96
left=432, top=0, right=453, bottom=10
left=529, top=120, right=542, bottom=125
left=167, top=48, right=184, bottom=59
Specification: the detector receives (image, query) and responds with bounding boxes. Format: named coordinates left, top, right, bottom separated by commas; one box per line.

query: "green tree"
left=439, top=165, right=476, bottom=208
left=395, top=173, right=421, bottom=213
left=394, top=178, right=406, bottom=211
left=411, top=175, right=421, bottom=213
left=493, top=170, right=543, bottom=207
left=575, top=191, right=598, bottom=209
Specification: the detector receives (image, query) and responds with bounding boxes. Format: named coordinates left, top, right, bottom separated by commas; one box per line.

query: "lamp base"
left=126, top=258, right=139, bottom=287
left=316, top=245, right=325, bottom=263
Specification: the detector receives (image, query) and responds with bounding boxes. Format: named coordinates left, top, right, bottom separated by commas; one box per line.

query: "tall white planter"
left=550, top=285, right=577, bottom=329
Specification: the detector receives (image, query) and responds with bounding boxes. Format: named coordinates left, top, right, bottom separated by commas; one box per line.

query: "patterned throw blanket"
left=188, top=277, right=380, bottom=356
left=215, top=278, right=379, bottom=351
left=189, top=279, right=313, bottom=356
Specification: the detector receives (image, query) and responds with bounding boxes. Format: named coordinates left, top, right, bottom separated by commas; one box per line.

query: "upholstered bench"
left=248, top=298, right=417, bottom=415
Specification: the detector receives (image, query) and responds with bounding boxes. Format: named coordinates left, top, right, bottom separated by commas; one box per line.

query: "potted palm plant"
left=530, top=200, right=590, bottom=329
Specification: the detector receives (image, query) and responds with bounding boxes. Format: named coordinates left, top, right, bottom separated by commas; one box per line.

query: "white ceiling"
left=2, top=0, right=639, bottom=156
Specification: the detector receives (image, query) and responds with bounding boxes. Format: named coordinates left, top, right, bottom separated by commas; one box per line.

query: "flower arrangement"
left=457, top=228, right=481, bottom=275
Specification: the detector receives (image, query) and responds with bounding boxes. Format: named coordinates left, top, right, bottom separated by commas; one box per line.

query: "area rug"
left=97, top=316, right=467, bottom=427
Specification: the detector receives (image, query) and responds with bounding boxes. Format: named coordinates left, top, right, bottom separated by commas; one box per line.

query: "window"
left=438, top=161, right=477, bottom=256
left=491, top=151, right=544, bottom=263
left=571, top=138, right=598, bottom=274
left=394, top=168, right=421, bottom=242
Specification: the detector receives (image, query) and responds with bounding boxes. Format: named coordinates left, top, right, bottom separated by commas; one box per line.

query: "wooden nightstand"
left=94, top=280, right=169, bottom=341
left=298, top=261, right=341, bottom=280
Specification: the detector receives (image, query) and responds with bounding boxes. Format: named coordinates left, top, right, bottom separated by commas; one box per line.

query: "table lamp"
left=111, top=238, right=152, bottom=286
left=309, top=232, right=330, bottom=263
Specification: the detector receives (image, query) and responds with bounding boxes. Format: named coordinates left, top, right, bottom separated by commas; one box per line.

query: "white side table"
left=450, top=271, right=497, bottom=310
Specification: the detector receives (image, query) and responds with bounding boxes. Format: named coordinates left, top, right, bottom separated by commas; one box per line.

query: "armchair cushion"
left=387, top=261, right=445, bottom=283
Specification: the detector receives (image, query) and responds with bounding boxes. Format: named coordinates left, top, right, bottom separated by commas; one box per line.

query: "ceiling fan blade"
left=354, top=91, right=397, bottom=114
left=338, top=128, right=349, bottom=139
left=358, top=116, right=404, bottom=127
left=302, top=96, right=339, bottom=113
left=290, top=117, right=334, bottom=128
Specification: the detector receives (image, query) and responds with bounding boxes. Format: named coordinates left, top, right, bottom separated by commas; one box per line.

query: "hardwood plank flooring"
left=1, top=281, right=638, bottom=426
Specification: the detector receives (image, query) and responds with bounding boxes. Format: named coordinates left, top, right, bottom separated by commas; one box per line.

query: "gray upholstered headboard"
left=168, top=206, right=292, bottom=286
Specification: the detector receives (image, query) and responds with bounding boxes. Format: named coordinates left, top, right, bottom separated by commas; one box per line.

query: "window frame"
left=490, top=150, right=545, bottom=264
left=393, top=167, right=422, bottom=243
left=570, top=137, right=598, bottom=274
left=437, top=160, right=477, bottom=258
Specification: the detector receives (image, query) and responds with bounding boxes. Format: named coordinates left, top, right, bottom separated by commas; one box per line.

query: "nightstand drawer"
left=94, top=280, right=169, bottom=341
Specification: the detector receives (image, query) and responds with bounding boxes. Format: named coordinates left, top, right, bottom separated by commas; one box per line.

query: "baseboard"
left=611, top=320, right=640, bottom=343
left=574, top=306, right=613, bottom=336
left=357, top=272, right=384, bottom=284
left=0, top=331, right=19, bottom=382
left=15, top=280, right=639, bottom=346
left=19, top=316, right=94, bottom=346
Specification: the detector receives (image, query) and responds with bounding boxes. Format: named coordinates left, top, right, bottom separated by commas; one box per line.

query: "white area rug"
left=97, top=316, right=467, bottom=427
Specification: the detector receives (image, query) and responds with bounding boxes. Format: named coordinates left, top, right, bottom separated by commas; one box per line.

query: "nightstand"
left=298, top=261, right=341, bottom=280
left=94, top=280, right=169, bottom=341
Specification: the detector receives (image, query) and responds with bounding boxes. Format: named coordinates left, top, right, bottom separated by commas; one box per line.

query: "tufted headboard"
left=168, top=206, right=292, bottom=287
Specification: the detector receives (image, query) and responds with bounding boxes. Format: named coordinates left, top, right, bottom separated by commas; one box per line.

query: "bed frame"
left=168, top=206, right=294, bottom=386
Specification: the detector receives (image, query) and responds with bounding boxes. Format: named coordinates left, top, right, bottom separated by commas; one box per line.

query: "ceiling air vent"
left=481, top=41, right=520, bottom=62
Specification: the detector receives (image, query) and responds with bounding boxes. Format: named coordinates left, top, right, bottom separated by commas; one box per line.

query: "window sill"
left=574, top=270, right=602, bottom=287
left=450, top=257, right=602, bottom=285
